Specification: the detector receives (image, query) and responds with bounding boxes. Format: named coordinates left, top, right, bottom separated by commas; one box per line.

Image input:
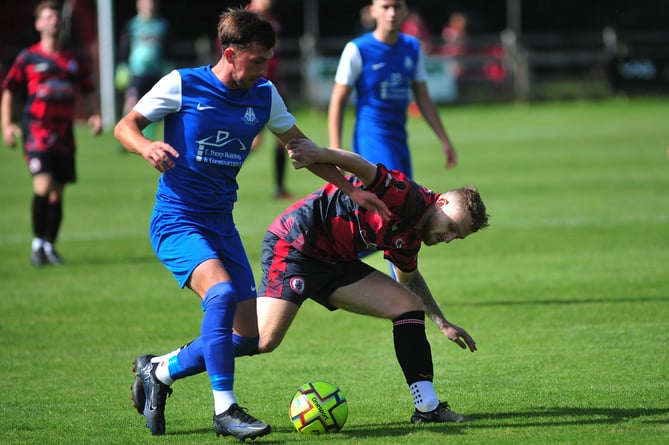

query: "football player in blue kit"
left=114, top=8, right=389, bottom=440
left=328, top=0, right=457, bottom=178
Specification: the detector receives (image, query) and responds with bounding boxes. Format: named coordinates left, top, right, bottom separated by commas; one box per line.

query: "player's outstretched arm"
left=303, top=161, right=390, bottom=221
left=275, top=129, right=390, bottom=220
left=286, top=138, right=390, bottom=220
left=395, top=266, right=477, bottom=352
left=285, top=138, right=377, bottom=186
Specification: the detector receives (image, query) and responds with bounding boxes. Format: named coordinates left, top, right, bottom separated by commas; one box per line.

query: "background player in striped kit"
left=1, top=0, right=102, bottom=266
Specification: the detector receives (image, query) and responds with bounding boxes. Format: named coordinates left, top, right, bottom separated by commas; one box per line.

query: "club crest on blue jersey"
left=242, top=107, right=259, bottom=126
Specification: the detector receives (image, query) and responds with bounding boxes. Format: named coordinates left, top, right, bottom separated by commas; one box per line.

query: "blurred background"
left=1, top=0, right=668, bottom=129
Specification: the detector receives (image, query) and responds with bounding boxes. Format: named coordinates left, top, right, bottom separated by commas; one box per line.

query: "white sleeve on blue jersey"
left=266, top=81, right=296, bottom=134
left=134, top=70, right=183, bottom=122
left=334, top=42, right=362, bottom=86
left=413, top=46, right=428, bottom=83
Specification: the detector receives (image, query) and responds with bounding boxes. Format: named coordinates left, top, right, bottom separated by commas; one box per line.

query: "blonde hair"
left=452, top=187, right=489, bottom=232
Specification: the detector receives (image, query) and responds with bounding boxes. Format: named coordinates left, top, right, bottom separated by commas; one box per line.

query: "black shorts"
left=259, top=232, right=374, bottom=311
left=26, top=150, right=76, bottom=183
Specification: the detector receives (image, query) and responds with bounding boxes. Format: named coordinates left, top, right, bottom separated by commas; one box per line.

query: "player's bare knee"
left=385, top=296, right=423, bottom=319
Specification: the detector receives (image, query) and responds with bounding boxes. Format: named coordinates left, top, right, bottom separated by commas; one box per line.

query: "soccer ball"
left=289, top=381, right=348, bottom=434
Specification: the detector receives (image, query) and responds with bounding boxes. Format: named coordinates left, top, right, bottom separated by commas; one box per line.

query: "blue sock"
left=169, top=338, right=205, bottom=379
left=167, top=333, right=259, bottom=380
left=201, top=282, right=237, bottom=391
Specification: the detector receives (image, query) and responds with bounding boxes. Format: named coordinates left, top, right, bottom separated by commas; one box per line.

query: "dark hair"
left=217, top=8, right=276, bottom=50
left=34, top=1, right=61, bottom=18
left=454, top=186, right=489, bottom=233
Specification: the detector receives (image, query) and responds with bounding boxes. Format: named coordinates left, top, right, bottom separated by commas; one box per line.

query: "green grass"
left=1, top=98, right=668, bottom=444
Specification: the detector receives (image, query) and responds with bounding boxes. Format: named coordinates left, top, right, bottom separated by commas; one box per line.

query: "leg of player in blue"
left=131, top=333, right=258, bottom=418
left=199, top=283, right=237, bottom=412
left=132, top=282, right=269, bottom=439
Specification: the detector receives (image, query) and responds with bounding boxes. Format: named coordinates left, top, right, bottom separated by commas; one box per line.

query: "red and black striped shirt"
left=2, top=43, right=95, bottom=154
left=267, top=164, right=437, bottom=272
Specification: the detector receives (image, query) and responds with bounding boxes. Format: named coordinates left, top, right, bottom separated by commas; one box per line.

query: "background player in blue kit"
left=114, top=8, right=388, bottom=440
left=328, top=0, right=457, bottom=178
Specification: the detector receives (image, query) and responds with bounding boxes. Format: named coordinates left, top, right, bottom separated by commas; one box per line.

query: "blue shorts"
left=150, top=208, right=256, bottom=300
left=353, top=133, right=412, bottom=177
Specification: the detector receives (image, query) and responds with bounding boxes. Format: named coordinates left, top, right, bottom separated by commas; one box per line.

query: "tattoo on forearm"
left=402, top=271, right=447, bottom=330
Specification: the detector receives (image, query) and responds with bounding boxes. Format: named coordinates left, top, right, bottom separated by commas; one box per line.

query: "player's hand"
left=441, top=323, right=477, bottom=352
left=443, top=142, right=457, bottom=169
left=349, top=188, right=391, bottom=221
left=285, top=138, right=325, bottom=168
left=141, top=141, right=180, bottom=173
left=88, top=114, right=102, bottom=136
left=2, top=123, right=22, bottom=148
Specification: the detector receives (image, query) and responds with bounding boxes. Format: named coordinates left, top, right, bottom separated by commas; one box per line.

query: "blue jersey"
left=134, top=66, right=295, bottom=214
left=334, top=33, right=426, bottom=175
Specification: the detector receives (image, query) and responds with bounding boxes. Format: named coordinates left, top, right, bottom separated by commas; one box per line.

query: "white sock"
left=410, top=380, right=439, bottom=412
left=151, top=346, right=182, bottom=364
left=213, top=390, right=237, bottom=416
left=43, top=241, right=54, bottom=254
left=154, top=360, right=174, bottom=386
left=32, top=238, right=44, bottom=251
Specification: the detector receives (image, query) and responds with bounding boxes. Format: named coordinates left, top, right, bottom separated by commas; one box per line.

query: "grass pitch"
left=0, top=98, right=667, bottom=444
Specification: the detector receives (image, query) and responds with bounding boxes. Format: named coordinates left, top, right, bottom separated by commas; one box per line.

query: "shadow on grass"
left=458, top=296, right=669, bottom=307
left=468, top=406, right=669, bottom=427
left=341, top=421, right=468, bottom=437
left=163, top=406, right=668, bottom=440
left=337, top=406, right=668, bottom=438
